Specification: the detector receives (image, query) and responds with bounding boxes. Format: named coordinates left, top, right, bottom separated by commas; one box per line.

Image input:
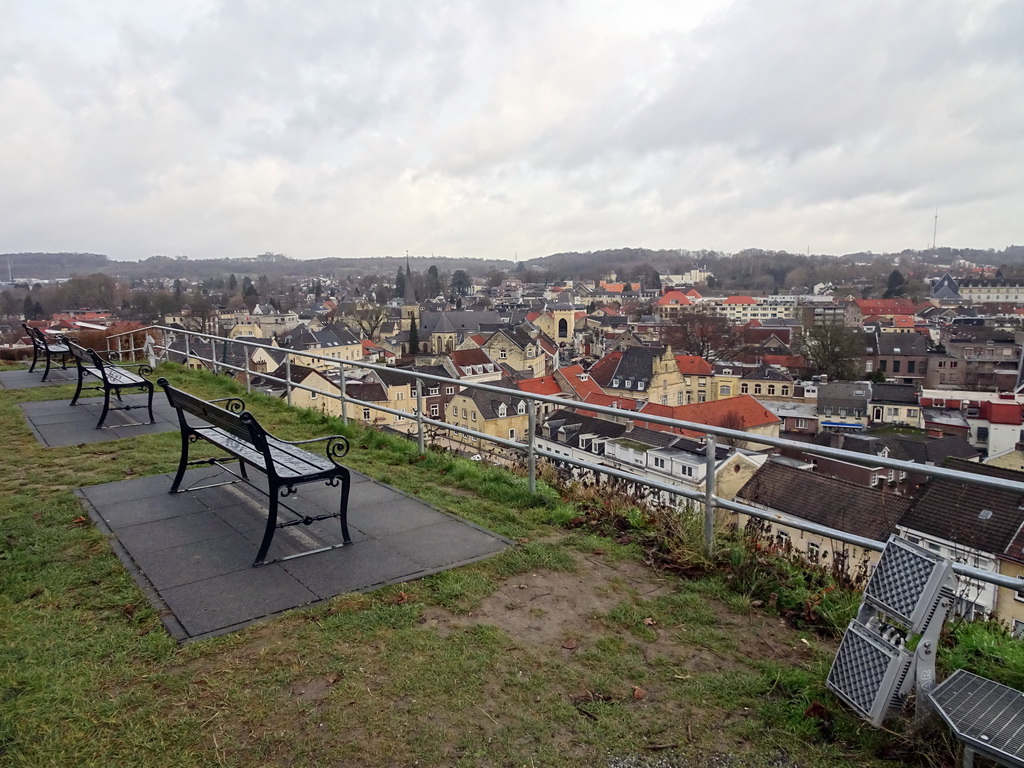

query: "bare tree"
left=349, top=305, right=389, bottom=340
left=664, top=311, right=746, bottom=363
left=803, top=322, right=862, bottom=380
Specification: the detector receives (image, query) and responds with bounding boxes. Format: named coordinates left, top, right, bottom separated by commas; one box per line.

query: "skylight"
left=979, top=509, right=993, bottom=520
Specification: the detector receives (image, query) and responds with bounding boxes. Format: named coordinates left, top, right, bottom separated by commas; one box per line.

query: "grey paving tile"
left=129, top=533, right=256, bottom=589
left=348, top=497, right=450, bottom=537
left=114, top=510, right=237, bottom=553
left=82, top=473, right=180, bottom=506
left=93, top=491, right=208, bottom=528
left=282, top=539, right=422, bottom=597
left=160, top=566, right=316, bottom=636
left=381, top=518, right=509, bottom=569
left=0, top=369, right=76, bottom=388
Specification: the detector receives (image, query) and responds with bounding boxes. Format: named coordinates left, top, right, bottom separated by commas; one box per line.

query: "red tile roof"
left=655, top=290, right=692, bottom=307
left=675, top=355, right=713, bottom=375
left=723, top=295, right=757, bottom=304
left=518, top=375, right=562, bottom=397
left=555, top=364, right=605, bottom=398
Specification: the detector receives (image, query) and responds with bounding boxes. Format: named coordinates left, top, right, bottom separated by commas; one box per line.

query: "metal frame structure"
left=827, top=535, right=957, bottom=726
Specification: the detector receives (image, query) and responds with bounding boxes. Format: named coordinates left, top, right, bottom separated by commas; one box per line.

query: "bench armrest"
left=278, top=434, right=351, bottom=465
left=207, top=396, right=246, bottom=413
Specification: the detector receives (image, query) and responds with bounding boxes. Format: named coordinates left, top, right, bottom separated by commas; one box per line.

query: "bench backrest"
left=65, top=338, right=106, bottom=373
left=158, top=378, right=257, bottom=446
left=24, top=325, right=56, bottom=349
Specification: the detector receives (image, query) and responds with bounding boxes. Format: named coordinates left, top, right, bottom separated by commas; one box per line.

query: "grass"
left=0, top=364, right=1009, bottom=767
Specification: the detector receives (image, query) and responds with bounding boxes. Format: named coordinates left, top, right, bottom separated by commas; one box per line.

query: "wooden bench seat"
left=158, top=378, right=353, bottom=566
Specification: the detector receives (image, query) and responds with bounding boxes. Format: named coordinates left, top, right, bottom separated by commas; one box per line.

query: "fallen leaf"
left=642, top=617, right=657, bottom=626
left=562, top=639, right=579, bottom=650
left=393, top=591, right=410, bottom=604
left=70, top=516, right=88, bottom=526
left=632, top=686, right=646, bottom=700
left=750, top=599, right=764, bottom=608
left=121, top=603, right=136, bottom=618
left=591, top=548, right=606, bottom=555
left=800, top=638, right=810, bottom=646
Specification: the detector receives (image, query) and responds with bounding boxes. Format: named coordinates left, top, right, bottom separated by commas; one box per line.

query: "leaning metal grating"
left=930, top=669, right=1024, bottom=766
left=827, top=622, right=911, bottom=725
left=864, top=536, right=940, bottom=628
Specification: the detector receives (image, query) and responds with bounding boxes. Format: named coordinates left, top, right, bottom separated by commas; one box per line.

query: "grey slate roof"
left=900, top=458, right=1024, bottom=555
left=737, top=462, right=911, bottom=540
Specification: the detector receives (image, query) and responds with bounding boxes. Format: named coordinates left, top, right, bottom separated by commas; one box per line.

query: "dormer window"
left=517, top=401, right=526, bottom=415
left=638, top=381, right=645, bottom=391
left=498, top=404, right=507, bottom=418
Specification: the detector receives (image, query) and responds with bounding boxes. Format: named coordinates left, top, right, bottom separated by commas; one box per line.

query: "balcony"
left=5, top=327, right=1024, bottom=766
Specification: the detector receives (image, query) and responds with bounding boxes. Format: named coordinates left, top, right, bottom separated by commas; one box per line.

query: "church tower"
left=401, top=255, right=420, bottom=331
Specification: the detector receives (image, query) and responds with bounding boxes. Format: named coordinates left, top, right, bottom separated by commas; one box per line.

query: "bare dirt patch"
left=422, top=550, right=831, bottom=672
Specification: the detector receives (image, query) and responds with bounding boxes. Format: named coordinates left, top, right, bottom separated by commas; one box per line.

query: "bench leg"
left=69, top=368, right=85, bottom=406
left=42, top=350, right=54, bottom=382
left=338, top=469, right=352, bottom=544
left=95, top=387, right=112, bottom=429
left=28, top=345, right=39, bottom=373
left=254, top=485, right=281, bottom=566
left=169, top=428, right=192, bottom=493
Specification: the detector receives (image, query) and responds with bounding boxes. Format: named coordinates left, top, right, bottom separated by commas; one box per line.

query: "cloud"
left=0, top=0, right=1020, bottom=260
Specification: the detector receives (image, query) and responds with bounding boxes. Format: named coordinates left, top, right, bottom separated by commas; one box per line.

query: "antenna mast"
left=932, top=209, right=938, bottom=250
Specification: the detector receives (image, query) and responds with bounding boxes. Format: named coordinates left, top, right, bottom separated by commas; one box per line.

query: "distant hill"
left=3, top=244, right=1023, bottom=284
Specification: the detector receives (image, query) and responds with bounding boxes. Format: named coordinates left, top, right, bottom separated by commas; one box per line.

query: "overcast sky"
left=3, top=1, right=1021, bottom=261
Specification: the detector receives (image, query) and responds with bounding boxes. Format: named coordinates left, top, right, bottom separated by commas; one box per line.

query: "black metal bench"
left=67, top=338, right=155, bottom=429
left=158, top=378, right=353, bottom=566
left=23, top=324, right=73, bottom=381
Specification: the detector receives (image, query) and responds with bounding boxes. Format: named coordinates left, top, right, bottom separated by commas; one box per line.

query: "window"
left=471, top=411, right=477, bottom=422
left=887, top=407, right=898, bottom=416
left=698, top=377, right=707, bottom=387
left=396, top=391, right=404, bottom=401
left=310, top=390, right=317, bottom=399
left=698, top=393, right=706, bottom=403
left=807, top=542, right=820, bottom=563
left=720, top=385, right=731, bottom=396
left=977, top=426, right=989, bottom=442
left=796, top=418, right=807, bottom=429
left=462, top=408, right=468, bottom=418
left=907, top=409, right=918, bottom=418
left=517, top=401, right=526, bottom=415
left=499, top=349, right=507, bottom=359
left=767, top=384, right=776, bottom=395
left=865, top=360, right=874, bottom=372
left=430, top=404, right=439, bottom=417
left=907, top=361, right=916, bottom=373
left=509, top=429, right=516, bottom=440
left=497, top=404, right=507, bottom=417
left=1014, top=620, right=1024, bottom=639
left=880, top=360, right=888, bottom=372
left=892, top=360, right=901, bottom=373
left=446, top=386, right=455, bottom=395
left=754, top=384, right=762, bottom=395
left=362, top=408, right=371, bottom=421
left=429, top=386, right=439, bottom=395
left=677, top=392, right=684, bottom=405
left=638, top=381, right=645, bottom=391
left=951, top=361, right=958, bottom=368
left=781, top=386, right=790, bottom=396
left=613, top=379, right=620, bottom=388
left=653, top=457, right=666, bottom=469
left=661, top=395, right=668, bottom=404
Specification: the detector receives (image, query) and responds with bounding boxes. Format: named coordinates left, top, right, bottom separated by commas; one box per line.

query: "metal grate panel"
left=930, top=669, right=1024, bottom=766
left=864, top=536, right=943, bottom=629
left=827, top=621, right=912, bottom=726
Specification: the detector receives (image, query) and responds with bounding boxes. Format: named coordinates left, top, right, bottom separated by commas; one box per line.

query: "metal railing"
left=108, top=325, right=1024, bottom=592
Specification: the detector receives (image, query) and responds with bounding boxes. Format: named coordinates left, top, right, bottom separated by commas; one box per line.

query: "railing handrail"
left=105, top=324, right=1024, bottom=593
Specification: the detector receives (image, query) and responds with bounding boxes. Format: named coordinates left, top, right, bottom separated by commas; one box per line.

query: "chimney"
left=625, top=420, right=634, bottom=432
left=926, top=428, right=944, bottom=438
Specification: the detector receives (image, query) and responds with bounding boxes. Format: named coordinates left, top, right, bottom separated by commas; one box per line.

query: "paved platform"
left=0, top=368, right=78, bottom=388
left=77, top=467, right=512, bottom=642
left=20, top=396, right=177, bottom=447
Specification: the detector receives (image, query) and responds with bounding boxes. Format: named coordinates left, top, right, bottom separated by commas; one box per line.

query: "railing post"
left=528, top=400, right=537, bottom=494
left=184, top=334, right=191, bottom=367
left=243, top=345, right=251, bottom=393
left=704, top=435, right=716, bottom=557
left=339, top=361, right=348, bottom=426
left=416, top=379, right=425, bottom=456
left=285, top=356, right=292, bottom=407
left=210, top=336, right=218, bottom=375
